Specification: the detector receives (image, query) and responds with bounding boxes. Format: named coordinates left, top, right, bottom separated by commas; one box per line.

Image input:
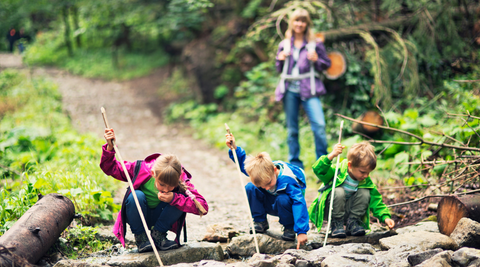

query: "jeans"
left=245, top=182, right=294, bottom=229
left=125, top=190, right=183, bottom=234
left=324, top=187, right=371, bottom=221
left=284, top=91, right=328, bottom=169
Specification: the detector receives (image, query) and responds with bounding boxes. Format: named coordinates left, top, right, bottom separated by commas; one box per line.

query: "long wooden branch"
left=387, top=189, right=480, bottom=207
left=335, top=113, right=480, bottom=152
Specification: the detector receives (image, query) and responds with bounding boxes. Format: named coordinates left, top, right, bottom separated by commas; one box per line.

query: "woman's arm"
left=314, top=42, right=331, bottom=71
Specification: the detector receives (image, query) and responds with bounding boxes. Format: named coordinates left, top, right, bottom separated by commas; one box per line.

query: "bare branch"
left=335, top=113, right=480, bottom=152
left=387, top=189, right=480, bottom=207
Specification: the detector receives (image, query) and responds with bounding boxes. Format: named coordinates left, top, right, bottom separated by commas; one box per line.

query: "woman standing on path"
left=275, top=8, right=331, bottom=169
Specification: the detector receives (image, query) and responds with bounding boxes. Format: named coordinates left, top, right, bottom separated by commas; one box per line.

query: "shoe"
left=330, top=219, right=346, bottom=238
left=151, top=229, right=179, bottom=251
left=250, top=220, right=269, bottom=234
left=346, top=217, right=366, bottom=236
left=134, top=232, right=153, bottom=253
left=282, top=228, right=295, bottom=241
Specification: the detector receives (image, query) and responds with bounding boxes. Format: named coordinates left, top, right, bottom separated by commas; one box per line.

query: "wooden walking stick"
left=225, top=123, right=260, bottom=254
left=323, top=120, right=344, bottom=247
left=101, top=107, right=164, bottom=267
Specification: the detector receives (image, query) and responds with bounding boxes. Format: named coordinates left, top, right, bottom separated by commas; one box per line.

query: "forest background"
left=1, top=0, right=480, bottom=258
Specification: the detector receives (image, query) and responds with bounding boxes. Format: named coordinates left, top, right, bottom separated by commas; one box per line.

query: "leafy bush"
left=0, top=70, right=120, bottom=235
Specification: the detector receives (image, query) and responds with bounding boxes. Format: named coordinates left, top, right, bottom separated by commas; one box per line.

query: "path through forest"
left=0, top=53, right=289, bottom=243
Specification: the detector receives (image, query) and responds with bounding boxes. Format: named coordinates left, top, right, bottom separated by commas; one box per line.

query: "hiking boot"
left=151, top=229, right=179, bottom=251
left=134, top=232, right=153, bottom=253
left=330, top=219, right=346, bottom=238
left=282, top=228, right=295, bottom=241
left=346, top=217, right=365, bottom=236
left=250, top=220, right=269, bottom=234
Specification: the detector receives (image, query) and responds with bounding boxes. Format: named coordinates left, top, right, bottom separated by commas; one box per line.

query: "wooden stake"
left=225, top=123, right=260, bottom=254
left=101, top=107, right=164, bottom=267
left=323, top=120, right=344, bottom=247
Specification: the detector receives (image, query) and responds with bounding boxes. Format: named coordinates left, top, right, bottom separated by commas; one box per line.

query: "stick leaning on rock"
left=225, top=123, right=260, bottom=254
left=101, top=107, right=164, bottom=267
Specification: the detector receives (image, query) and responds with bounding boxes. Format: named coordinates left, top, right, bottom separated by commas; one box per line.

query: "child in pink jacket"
left=100, top=128, right=208, bottom=252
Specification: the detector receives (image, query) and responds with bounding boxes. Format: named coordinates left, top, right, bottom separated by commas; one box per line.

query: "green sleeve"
left=369, top=185, right=391, bottom=222
left=312, top=155, right=335, bottom=185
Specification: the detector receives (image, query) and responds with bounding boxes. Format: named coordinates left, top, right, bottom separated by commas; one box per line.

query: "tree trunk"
left=437, top=194, right=480, bottom=236
left=62, top=6, right=73, bottom=57
left=71, top=5, right=81, bottom=48
left=0, top=194, right=75, bottom=265
left=351, top=110, right=384, bottom=137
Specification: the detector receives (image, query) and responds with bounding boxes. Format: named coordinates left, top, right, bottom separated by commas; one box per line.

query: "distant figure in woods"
left=16, top=28, right=31, bottom=53
left=100, top=128, right=208, bottom=252
left=308, top=142, right=395, bottom=238
left=225, top=133, right=309, bottom=249
left=275, top=8, right=331, bottom=169
left=6, top=27, right=19, bottom=53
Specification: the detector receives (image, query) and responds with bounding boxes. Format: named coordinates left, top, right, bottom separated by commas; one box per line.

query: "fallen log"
left=0, top=193, right=75, bottom=265
left=437, top=194, right=480, bottom=236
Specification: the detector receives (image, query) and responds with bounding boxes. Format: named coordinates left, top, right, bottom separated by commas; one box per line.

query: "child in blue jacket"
left=226, top=133, right=309, bottom=249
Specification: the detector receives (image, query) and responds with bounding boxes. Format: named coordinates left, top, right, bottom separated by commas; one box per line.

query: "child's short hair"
left=153, top=154, right=182, bottom=188
left=347, top=141, right=377, bottom=170
left=245, top=152, right=275, bottom=187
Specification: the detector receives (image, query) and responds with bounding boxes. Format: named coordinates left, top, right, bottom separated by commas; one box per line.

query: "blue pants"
left=245, top=182, right=294, bottom=229
left=125, top=190, right=183, bottom=234
left=284, top=91, right=328, bottom=169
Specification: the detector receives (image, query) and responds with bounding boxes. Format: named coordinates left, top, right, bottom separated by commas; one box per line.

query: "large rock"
left=202, top=223, right=239, bottom=243
left=225, top=234, right=296, bottom=257
left=451, top=247, right=480, bottom=267
left=450, top=217, right=480, bottom=249
left=395, top=221, right=439, bottom=235
left=379, top=231, right=458, bottom=251
left=417, top=251, right=453, bottom=267
left=307, top=228, right=396, bottom=249
left=407, top=248, right=444, bottom=266
left=54, top=260, right=104, bottom=267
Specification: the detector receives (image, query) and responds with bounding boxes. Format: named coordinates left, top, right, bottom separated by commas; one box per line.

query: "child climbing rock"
left=225, top=132, right=309, bottom=249
left=100, top=128, right=208, bottom=252
left=309, top=142, right=395, bottom=238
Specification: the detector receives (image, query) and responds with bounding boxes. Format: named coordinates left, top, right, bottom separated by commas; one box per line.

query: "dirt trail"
left=0, top=53, right=267, bottom=242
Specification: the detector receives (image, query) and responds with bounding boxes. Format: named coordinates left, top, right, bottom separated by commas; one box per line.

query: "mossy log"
left=437, top=194, right=480, bottom=236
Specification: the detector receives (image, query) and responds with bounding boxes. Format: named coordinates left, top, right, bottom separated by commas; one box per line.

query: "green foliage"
left=24, top=32, right=169, bottom=80
left=0, top=70, right=120, bottom=235
left=57, top=224, right=113, bottom=258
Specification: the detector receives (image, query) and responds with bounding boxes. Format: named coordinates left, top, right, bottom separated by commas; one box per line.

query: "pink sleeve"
left=99, top=143, right=136, bottom=182
left=170, top=177, right=208, bottom=216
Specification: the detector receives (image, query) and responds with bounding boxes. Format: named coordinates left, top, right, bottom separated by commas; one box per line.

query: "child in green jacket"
left=308, top=141, right=395, bottom=238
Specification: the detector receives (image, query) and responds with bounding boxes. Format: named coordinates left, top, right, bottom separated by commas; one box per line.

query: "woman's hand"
left=158, top=191, right=174, bottom=203
left=104, top=128, right=115, bottom=151
left=225, top=133, right=237, bottom=150
left=277, top=50, right=290, bottom=61
left=307, top=51, right=318, bottom=61
left=296, top=233, right=307, bottom=249
left=327, top=143, right=345, bottom=161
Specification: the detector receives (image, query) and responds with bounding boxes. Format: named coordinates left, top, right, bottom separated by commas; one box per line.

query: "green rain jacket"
left=308, top=155, right=391, bottom=232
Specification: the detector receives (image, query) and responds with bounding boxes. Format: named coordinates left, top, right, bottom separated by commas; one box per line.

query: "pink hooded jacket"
left=100, top=144, right=208, bottom=247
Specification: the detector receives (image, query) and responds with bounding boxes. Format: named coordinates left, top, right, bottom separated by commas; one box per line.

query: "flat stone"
left=396, top=221, right=439, bottom=235
left=417, top=251, right=452, bottom=267
left=379, top=231, right=458, bottom=251
left=53, top=259, right=104, bottom=267
left=104, top=242, right=223, bottom=267
left=308, top=229, right=396, bottom=249
left=451, top=247, right=480, bottom=267
left=407, top=248, right=444, bottom=266
left=226, top=234, right=296, bottom=257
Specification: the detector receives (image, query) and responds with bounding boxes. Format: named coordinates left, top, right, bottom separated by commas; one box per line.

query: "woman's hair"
left=152, top=154, right=187, bottom=193
left=245, top=152, right=275, bottom=187
left=284, top=8, right=315, bottom=42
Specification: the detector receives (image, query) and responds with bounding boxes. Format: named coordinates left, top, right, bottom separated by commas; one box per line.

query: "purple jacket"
left=100, top=144, right=208, bottom=247
left=275, top=37, right=331, bottom=101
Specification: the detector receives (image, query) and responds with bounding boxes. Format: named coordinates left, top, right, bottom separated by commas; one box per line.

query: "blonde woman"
left=276, top=8, right=331, bottom=169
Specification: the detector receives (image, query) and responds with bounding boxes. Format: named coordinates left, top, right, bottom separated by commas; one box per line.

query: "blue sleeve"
left=285, top=182, right=310, bottom=234
left=228, top=146, right=249, bottom=177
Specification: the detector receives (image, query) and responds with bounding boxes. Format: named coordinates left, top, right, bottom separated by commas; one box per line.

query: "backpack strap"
left=132, top=160, right=143, bottom=184
left=120, top=160, right=143, bottom=243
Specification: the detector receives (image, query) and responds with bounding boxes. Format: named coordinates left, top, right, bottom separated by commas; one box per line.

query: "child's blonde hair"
left=284, top=8, right=316, bottom=42
left=347, top=141, right=377, bottom=170
left=152, top=154, right=187, bottom=193
left=245, top=152, right=275, bottom=187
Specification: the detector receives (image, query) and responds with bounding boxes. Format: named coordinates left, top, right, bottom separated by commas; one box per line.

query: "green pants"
left=324, top=187, right=370, bottom=222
